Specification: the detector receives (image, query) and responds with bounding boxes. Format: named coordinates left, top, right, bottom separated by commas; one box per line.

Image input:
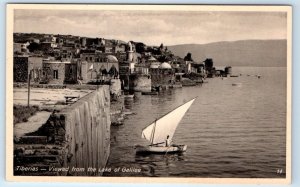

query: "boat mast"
left=141, top=97, right=197, bottom=145
left=150, top=119, right=157, bottom=145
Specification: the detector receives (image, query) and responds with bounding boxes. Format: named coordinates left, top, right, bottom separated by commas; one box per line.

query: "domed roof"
left=159, top=62, right=172, bottom=69
left=148, top=56, right=157, bottom=61
left=106, top=55, right=118, bottom=63
left=150, top=62, right=161, bottom=69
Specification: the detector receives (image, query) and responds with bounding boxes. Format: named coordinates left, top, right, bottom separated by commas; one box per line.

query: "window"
left=53, top=70, right=59, bottom=79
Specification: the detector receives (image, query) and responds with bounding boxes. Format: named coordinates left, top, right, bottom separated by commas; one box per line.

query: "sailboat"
left=135, top=97, right=197, bottom=154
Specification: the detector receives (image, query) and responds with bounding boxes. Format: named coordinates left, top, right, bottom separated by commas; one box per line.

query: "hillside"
left=168, top=40, right=287, bottom=67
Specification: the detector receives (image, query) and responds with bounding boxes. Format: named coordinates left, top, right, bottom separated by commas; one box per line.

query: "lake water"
left=104, top=67, right=287, bottom=178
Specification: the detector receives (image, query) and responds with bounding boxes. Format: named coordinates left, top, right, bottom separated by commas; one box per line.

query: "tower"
left=127, top=41, right=133, bottom=62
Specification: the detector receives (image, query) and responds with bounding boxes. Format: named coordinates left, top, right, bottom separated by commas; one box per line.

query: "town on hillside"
left=13, top=33, right=233, bottom=95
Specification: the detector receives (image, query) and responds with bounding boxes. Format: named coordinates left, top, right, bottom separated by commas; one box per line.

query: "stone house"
left=134, top=63, right=149, bottom=75
left=41, top=61, right=65, bottom=84
left=43, top=35, right=57, bottom=43
left=149, top=62, right=175, bottom=87
left=41, top=61, right=74, bottom=84
left=191, top=63, right=206, bottom=77
left=78, top=55, right=119, bottom=83
left=114, top=52, right=127, bottom=62
left=40, top=42, right=56, bottom=52
left=113, top=44, right=126, bottom=53
left=80, top=50, right=96, bottom=62
left=13, top=55, right=43, bottom=83
left=13, top=42, right=30, bottom=53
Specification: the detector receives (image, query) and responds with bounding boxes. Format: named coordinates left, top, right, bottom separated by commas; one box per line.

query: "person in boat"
left=165, top=135, right=171, bottom=147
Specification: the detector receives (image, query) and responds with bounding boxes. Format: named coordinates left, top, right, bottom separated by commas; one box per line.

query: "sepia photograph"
left=6, top=4, right=291, bottom=183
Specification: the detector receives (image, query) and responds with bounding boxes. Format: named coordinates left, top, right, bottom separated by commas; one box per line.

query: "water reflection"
left=134, top=152, right=187, bottom=177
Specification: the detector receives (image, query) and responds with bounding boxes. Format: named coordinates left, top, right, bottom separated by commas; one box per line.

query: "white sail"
left=141, top=98, right=196, bottom=145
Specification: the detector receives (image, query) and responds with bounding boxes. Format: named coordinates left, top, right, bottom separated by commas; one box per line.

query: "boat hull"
left=124, top=94, right=134, bottom=98
left=141, top=91, right=158, bottom=95
left=232, top=83, right=242, bottom=86
left=135, top=145, right=187, bottom=154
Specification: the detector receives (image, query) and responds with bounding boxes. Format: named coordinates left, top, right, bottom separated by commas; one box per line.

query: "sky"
left=14, top=9, right=287, bottom=46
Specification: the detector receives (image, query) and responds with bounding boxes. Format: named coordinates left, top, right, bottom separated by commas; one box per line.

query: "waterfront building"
left=185, top=61, right=192, bottom=73
left=225, top=66, right=232, bottom=76
left=150, top=62, right=175, bottom=88
left=148, top=56, right=161, bottom=69
left=204, top=58, right=214, bottom=70
left=204, top=58, right=216, bottom=78
left=134, top=63, right=149, bottom=75
left=79, top=54, right=119, bottom=84
left=171, top=56, right=186, bottom=73
left=119, top=42, right=139, bottom=90
left=118, top=42, right=155, bottom=91
left=191, top=62, right=206, bottom=77
left=130, top=74, right=151, bottom=92
left=123, top=42, right=139, bottom=73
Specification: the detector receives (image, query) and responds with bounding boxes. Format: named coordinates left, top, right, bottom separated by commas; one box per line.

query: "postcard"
left=6, top=4, right=292, bottom=184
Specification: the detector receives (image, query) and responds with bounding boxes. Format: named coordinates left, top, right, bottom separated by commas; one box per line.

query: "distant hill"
left=168, top=40, right=287, bottom=67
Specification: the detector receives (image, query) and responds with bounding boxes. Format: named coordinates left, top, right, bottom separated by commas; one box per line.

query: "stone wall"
left=80, top=61, right=88, bottom=83
left=150, top=68, right=175, bottom=87
left=14, top=43, right=22, bottom=53
left=64, top=63, right=78, bottom=84
left=61, top=86, right=111, bottom=176
left=110, top=98, right=125, bottom=126
left=28, top=57, right=43, bottom=83
left=132, top=74, right=151, bottom=92
left=110, top=79, right=122, bottom=96
left=13, top=56, right=28, bottom=82
left=28, top=57, right=43, bottom=70
left=14, top=86, right=111, bottom=176
left=42, top=63, right=65, bottom=84
left=13, top=56, right=44, bottom=83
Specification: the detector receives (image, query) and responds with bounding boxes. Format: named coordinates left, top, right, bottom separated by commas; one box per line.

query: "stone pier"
left=14, top=86, right=111, bottom=176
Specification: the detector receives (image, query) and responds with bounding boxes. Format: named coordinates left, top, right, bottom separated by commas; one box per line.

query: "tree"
left=157, top=55, right=167, bottom=62
left=135, top=42, right=146, bottom=53
left=184, top=52, right=193, bottom=61
left=152, top=47, right=162, bottom=55
left=159, top=43, right=164, bottom=50
left=27, top=42, right=41, bottom=52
